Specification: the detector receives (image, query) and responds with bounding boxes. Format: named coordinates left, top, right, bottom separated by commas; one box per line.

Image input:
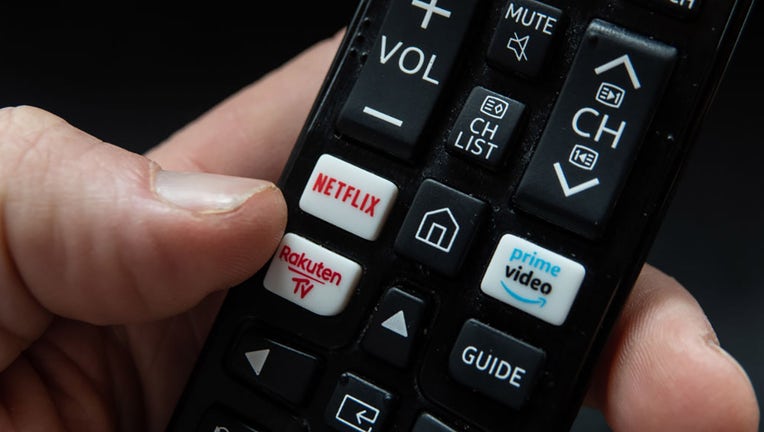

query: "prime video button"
left=480, top=234, right=585, bottom=325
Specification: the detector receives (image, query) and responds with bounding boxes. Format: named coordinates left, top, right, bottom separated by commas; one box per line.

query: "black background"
left=0, top=1, right=760, bottom=430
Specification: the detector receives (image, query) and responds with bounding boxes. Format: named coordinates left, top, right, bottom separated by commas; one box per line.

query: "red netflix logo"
left=311, top=172, right=381, bottom=217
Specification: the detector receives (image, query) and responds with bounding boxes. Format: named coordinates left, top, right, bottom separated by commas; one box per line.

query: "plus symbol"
left=411, top=0, right=452, bottom=30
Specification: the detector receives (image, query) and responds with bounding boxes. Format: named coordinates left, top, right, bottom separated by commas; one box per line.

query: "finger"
left=587, top=265, right=759, bottom=431
left=0, top=106, right=286, bottom=368
left=146, top=30, right=344, bottom=179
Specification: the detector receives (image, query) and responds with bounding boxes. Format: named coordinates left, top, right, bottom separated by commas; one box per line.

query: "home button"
left=393, top=179, right=487, bottom=276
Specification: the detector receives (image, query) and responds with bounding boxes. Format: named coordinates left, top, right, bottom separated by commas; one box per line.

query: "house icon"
left=415, top=207, right=460, bottom=253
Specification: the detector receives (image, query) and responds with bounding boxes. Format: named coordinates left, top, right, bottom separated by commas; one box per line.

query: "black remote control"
left=168, top=0, right=755, bottom=431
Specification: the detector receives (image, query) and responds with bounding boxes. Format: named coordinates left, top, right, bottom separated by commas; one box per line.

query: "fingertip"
left=605, top=335, right=759, bottom=432
left=594, top=266, right=760, bottom=432
left=2, top=106, right=289, bottom=325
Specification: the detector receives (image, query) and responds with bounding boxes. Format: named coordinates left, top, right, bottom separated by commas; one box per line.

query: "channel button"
left=480, top=234, right=585, bottom=326
left=515, top=20, right=677, bottom=238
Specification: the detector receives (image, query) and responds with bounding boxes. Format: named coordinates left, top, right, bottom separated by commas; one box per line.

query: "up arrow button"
left=594, top=54, right=642, bottom=89
left=515, top=20, right=677, bottom=238
left=362, top=288, right=427, bottom=367
left=381, top=310, right=409, bottom=338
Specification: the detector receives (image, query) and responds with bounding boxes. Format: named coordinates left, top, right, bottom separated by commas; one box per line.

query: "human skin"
left=0, top=32, right=758, bottom=432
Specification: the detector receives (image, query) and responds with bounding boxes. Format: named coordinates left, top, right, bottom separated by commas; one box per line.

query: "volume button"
left=337, top=0, right=480, bottom=160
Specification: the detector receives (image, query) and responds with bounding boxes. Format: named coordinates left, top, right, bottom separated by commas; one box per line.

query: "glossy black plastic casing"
left=168, top=1, right=755, bottom=430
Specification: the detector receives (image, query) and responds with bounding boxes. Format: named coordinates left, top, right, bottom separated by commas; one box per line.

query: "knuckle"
left=0, top=106, right=68, bottom=178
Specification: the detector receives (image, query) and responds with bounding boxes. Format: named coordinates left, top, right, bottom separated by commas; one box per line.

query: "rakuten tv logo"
left=277, top=245, right=342, bottom=299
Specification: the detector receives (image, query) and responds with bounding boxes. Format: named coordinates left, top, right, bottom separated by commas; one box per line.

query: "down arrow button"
left=515, top=19, right=677, bottom=238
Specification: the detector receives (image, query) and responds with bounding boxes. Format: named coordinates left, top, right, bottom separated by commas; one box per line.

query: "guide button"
left=448, top=319, right=545, bottom=409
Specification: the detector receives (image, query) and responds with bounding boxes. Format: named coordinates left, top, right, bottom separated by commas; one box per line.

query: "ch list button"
left=447, top=86, right=525, bottom=168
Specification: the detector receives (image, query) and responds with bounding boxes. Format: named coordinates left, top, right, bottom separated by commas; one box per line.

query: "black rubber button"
left=486, top=0, right=563, bottom=77
left=448, top=319, right=545, bottom=409
left=229, top=330, right=320, bottom=404
left=362, top=288, right=427, bottom=367
left=515, top=19, right=677, bottom=238
left=446, top=86, right=525, bottom=168
left=394, top=179, right=487, bottom=276
left=337, top=0, right=479, bottom=159
left=325, top=373, right=395, bottom=432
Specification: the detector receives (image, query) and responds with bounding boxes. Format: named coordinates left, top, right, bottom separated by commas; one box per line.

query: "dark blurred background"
left=0, top=1, right=760, bottom=430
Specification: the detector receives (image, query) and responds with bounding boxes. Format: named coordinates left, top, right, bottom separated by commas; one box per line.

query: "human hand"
left=0, top=32, right=758, bottom=432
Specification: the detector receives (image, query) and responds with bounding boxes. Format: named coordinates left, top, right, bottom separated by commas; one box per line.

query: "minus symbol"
left=363, top=106, right=404, bottom=127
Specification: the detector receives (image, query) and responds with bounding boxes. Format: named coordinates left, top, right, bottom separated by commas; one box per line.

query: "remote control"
left=168, top=0, right=755, bottom=431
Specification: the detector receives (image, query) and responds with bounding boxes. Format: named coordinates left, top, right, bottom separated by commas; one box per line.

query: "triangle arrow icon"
left=381, top=310, right=408, bottom=338
left=245, top=349, right=270, bottom=376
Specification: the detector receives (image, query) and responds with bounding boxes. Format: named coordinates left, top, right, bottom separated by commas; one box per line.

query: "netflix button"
left=300, top=155, right=398, bottom=241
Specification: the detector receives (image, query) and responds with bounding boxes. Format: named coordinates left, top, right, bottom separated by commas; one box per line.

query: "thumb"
left=0, top=106, right=286, bottom=331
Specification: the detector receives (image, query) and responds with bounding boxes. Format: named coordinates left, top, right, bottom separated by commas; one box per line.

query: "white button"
left=263, top=233, right=362, bottom=316
left=480, top=234, right=585, bottom=326
left=299, top=154, right=398, bottom=241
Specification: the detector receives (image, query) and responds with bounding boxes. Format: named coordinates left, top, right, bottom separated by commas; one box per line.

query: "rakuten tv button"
left=394, top=180, right=487, bottom=276
left=229, top=332, right=320, bottom=404
left=446, top=87, right=525, bottom=168
left=263, top=233, right=362, bottom=316
left=448, top=319, right=544, bottom=409
left=480, top=234, right=585, bottom=325
left=487, top=0, right=563, bottom=77
left=300, top=155, right=398, bottom=241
